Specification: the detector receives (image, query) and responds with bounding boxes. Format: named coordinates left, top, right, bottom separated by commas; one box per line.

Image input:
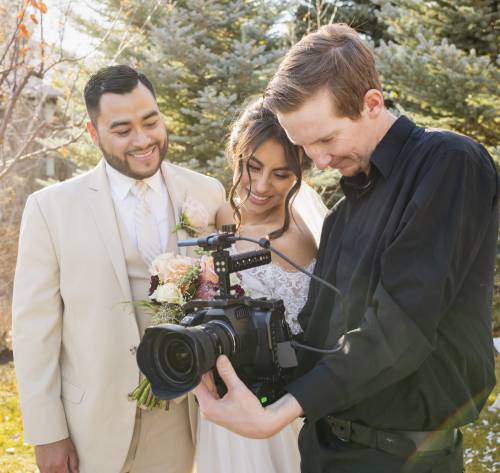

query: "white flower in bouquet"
left=151, top=283, right=184, bottom=305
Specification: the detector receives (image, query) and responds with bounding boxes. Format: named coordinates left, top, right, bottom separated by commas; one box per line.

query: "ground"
left=0, top=358, right=498, bottom=472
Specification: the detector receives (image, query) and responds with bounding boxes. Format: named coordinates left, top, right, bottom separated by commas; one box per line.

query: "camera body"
left=136, top=226, right=298, bottom=405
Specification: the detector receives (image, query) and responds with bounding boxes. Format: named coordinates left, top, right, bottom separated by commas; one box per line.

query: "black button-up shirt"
left=287, top=116, right=498, bottom=430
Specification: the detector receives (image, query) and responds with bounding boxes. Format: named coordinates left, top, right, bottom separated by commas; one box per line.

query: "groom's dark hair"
left=84, top=65, right=157, bottom=125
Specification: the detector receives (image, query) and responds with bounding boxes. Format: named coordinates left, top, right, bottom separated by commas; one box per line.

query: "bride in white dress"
left=195, top=99, right=327, bottom=473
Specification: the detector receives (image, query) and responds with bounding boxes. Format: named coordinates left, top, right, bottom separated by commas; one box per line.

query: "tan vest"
left=118, top=189, right=178, bottom=336
left=115, top=187, right=194, bottom=473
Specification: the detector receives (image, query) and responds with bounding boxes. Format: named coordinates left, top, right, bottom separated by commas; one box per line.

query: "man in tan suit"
left=12, top=65, right=225, bottom=473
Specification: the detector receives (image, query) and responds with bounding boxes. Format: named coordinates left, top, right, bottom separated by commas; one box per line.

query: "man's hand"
left=194, top=355, right=303, bottom=438
left=35, top=437, right=79, bottom=473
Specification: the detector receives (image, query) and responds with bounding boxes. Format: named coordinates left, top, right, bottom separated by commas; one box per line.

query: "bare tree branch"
left=0, top=0, right=25, bottom=68
left=0, top=128, right=85, bottom=181
left=111, top=0, right=163, bottom=62
left=0, top=69, right=34, bottom=146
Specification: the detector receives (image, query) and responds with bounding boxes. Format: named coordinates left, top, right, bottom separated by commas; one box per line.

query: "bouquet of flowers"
left=128, top=252, right=219, bottom=410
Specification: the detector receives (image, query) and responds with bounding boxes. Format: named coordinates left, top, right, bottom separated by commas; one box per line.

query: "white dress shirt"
left=105, top=162, right=169, bottom=253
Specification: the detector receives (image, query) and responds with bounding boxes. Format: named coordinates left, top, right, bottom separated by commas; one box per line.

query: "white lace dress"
left=195, top=255, right=315, bottom=473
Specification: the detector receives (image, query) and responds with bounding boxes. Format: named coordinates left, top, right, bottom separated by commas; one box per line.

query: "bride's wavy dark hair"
left=227, top=98, right=307, bottom=240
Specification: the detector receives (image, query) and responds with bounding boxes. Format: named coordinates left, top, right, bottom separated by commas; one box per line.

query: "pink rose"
left=195, top=281, right=219, bottom=300
left=182, top=197, right=209, bottom=233
left=150, top=253, right=197, bottom=282
left=199, top=255, right=219, bottom=284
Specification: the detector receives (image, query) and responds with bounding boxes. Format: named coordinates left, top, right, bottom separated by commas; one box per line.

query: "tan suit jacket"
left=12, top=160, right=225, bottom=472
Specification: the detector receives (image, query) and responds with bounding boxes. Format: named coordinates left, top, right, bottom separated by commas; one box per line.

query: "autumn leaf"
left=16, top=10, right=25, bottom=21
left=38, top=1, right=48, bottom=13
left=30, top=0, right=38, bottom=8
left=18, top=23, right=30, bottom=39
left=30, top=13, right=38, bottom=24
left=19, top=47, right=31, bottom=56
left=59, top=147, right=69, bottom=158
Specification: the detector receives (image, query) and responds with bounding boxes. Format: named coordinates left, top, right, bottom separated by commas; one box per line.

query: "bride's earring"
left=233, top=191, right=241, bottom=205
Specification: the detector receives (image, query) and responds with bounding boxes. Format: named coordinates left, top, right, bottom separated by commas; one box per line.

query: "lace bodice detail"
left=231, top=247, right=315, bottom=335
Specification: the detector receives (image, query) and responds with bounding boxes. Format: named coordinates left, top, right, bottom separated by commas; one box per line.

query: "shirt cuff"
left=286, top=362, right=344, bottom=423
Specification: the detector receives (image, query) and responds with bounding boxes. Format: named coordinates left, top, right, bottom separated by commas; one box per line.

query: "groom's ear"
left=86, top=121, right=99, bottom=146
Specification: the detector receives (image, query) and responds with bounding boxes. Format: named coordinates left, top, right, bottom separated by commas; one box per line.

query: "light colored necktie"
left=132, top=180, right=161, bottom=267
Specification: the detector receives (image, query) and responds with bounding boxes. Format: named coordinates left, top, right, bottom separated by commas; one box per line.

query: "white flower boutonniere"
left=175, top=196, right=209, bottom=236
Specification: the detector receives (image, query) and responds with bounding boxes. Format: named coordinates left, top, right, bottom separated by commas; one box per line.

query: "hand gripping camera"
left=136, top=225, right=298, bottom=406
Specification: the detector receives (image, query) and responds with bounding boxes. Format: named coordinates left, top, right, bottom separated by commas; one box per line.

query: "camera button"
left=129, top=345, right=137, bottom=355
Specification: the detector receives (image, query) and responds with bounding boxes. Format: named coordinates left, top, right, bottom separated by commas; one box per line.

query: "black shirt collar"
left=370, top=115, right=415, bottom=179
left=340, top=115, right=415, bottom=198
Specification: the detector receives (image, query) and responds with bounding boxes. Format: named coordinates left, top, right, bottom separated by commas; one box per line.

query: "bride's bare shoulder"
left=215, top=202, right=234, bottom=229
left=271, top=219, right=317, bottom=271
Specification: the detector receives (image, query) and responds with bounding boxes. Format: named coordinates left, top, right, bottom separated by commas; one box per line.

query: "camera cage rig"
left=179, top=224, right=347, bottom=356
left=178, top=224, right=273, bottom=299
left=136, top=224, right=348, bottom=404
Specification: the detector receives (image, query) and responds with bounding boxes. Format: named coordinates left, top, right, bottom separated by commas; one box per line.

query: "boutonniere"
left=174, top=196, right=209, bottom=236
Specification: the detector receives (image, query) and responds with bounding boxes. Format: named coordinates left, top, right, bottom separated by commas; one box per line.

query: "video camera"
left=136, top=225, right=299, bottom=406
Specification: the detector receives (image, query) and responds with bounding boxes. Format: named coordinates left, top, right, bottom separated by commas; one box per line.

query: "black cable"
left=291, top=340, right=344, bottom=354
left=236, top=236, right=343, bottom=299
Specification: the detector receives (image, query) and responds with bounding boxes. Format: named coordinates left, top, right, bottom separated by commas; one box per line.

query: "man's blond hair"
left=265, top=24, right=382, bottom=118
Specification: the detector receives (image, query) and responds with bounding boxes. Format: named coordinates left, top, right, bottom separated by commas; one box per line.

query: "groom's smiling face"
left=87, top=82, right=168, bottom=180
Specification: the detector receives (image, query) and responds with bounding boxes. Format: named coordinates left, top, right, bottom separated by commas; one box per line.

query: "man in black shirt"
left=194, top=24, right=498, bottom=472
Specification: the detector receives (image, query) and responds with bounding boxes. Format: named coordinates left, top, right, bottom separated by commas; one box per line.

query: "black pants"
left=299, top=420, right=464, bottom=473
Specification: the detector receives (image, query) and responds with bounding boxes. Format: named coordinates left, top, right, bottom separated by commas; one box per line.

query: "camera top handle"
left=178, top=224, right=272, bottom=298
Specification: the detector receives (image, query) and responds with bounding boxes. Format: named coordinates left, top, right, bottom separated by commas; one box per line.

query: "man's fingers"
left=203, top=370, right=219, bottom=398
left=216, top=355, right=244, bottom=391
left=68, top=451, right=79, bottom=473
left=199, top=373, right=219, bottom=398
left=201, top=371, right=215, bottom=392
left=194, top=378, right=217, bottom=415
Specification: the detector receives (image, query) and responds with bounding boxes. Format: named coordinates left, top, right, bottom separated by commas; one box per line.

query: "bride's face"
left=235, top=138, right=296, bottom=217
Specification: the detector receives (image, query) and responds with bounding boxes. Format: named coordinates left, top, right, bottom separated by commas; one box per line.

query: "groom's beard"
left=100, top=138, right=169, bottom=180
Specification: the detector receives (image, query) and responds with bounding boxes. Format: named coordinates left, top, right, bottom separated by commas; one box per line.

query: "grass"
left=0, top=362, right=37, bottom=473
left=0, top=358, right=498, bottom=472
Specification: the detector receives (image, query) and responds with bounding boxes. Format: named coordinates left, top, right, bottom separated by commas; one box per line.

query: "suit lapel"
left=87, top=161, right=132, bottom=302
left=165, top=191, right=179, bottom=255
left=161, top=162, right=188, bottom=256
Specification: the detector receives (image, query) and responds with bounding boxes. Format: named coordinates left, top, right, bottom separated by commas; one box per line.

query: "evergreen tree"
left=292, top=0, right=499, bottom=194
left=75, top=0, right=286, bottom=182
left=374, top=0, right=499, bottom=155
left=292, top=0, right=392, bottom=45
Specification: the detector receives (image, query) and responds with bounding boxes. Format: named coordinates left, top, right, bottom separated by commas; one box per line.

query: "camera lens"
left=137, top=320, right=238, bottom=400
left=165, top=339, right=194, bottom=377
left=154, top=333, right=195, bottom=385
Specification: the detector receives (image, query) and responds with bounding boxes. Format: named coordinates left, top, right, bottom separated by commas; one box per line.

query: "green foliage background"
left=73, top=0, right=499, bottom=183
left=74, top=0, right=288, bottom=187
left=69, top=0, right=500, bottom=330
